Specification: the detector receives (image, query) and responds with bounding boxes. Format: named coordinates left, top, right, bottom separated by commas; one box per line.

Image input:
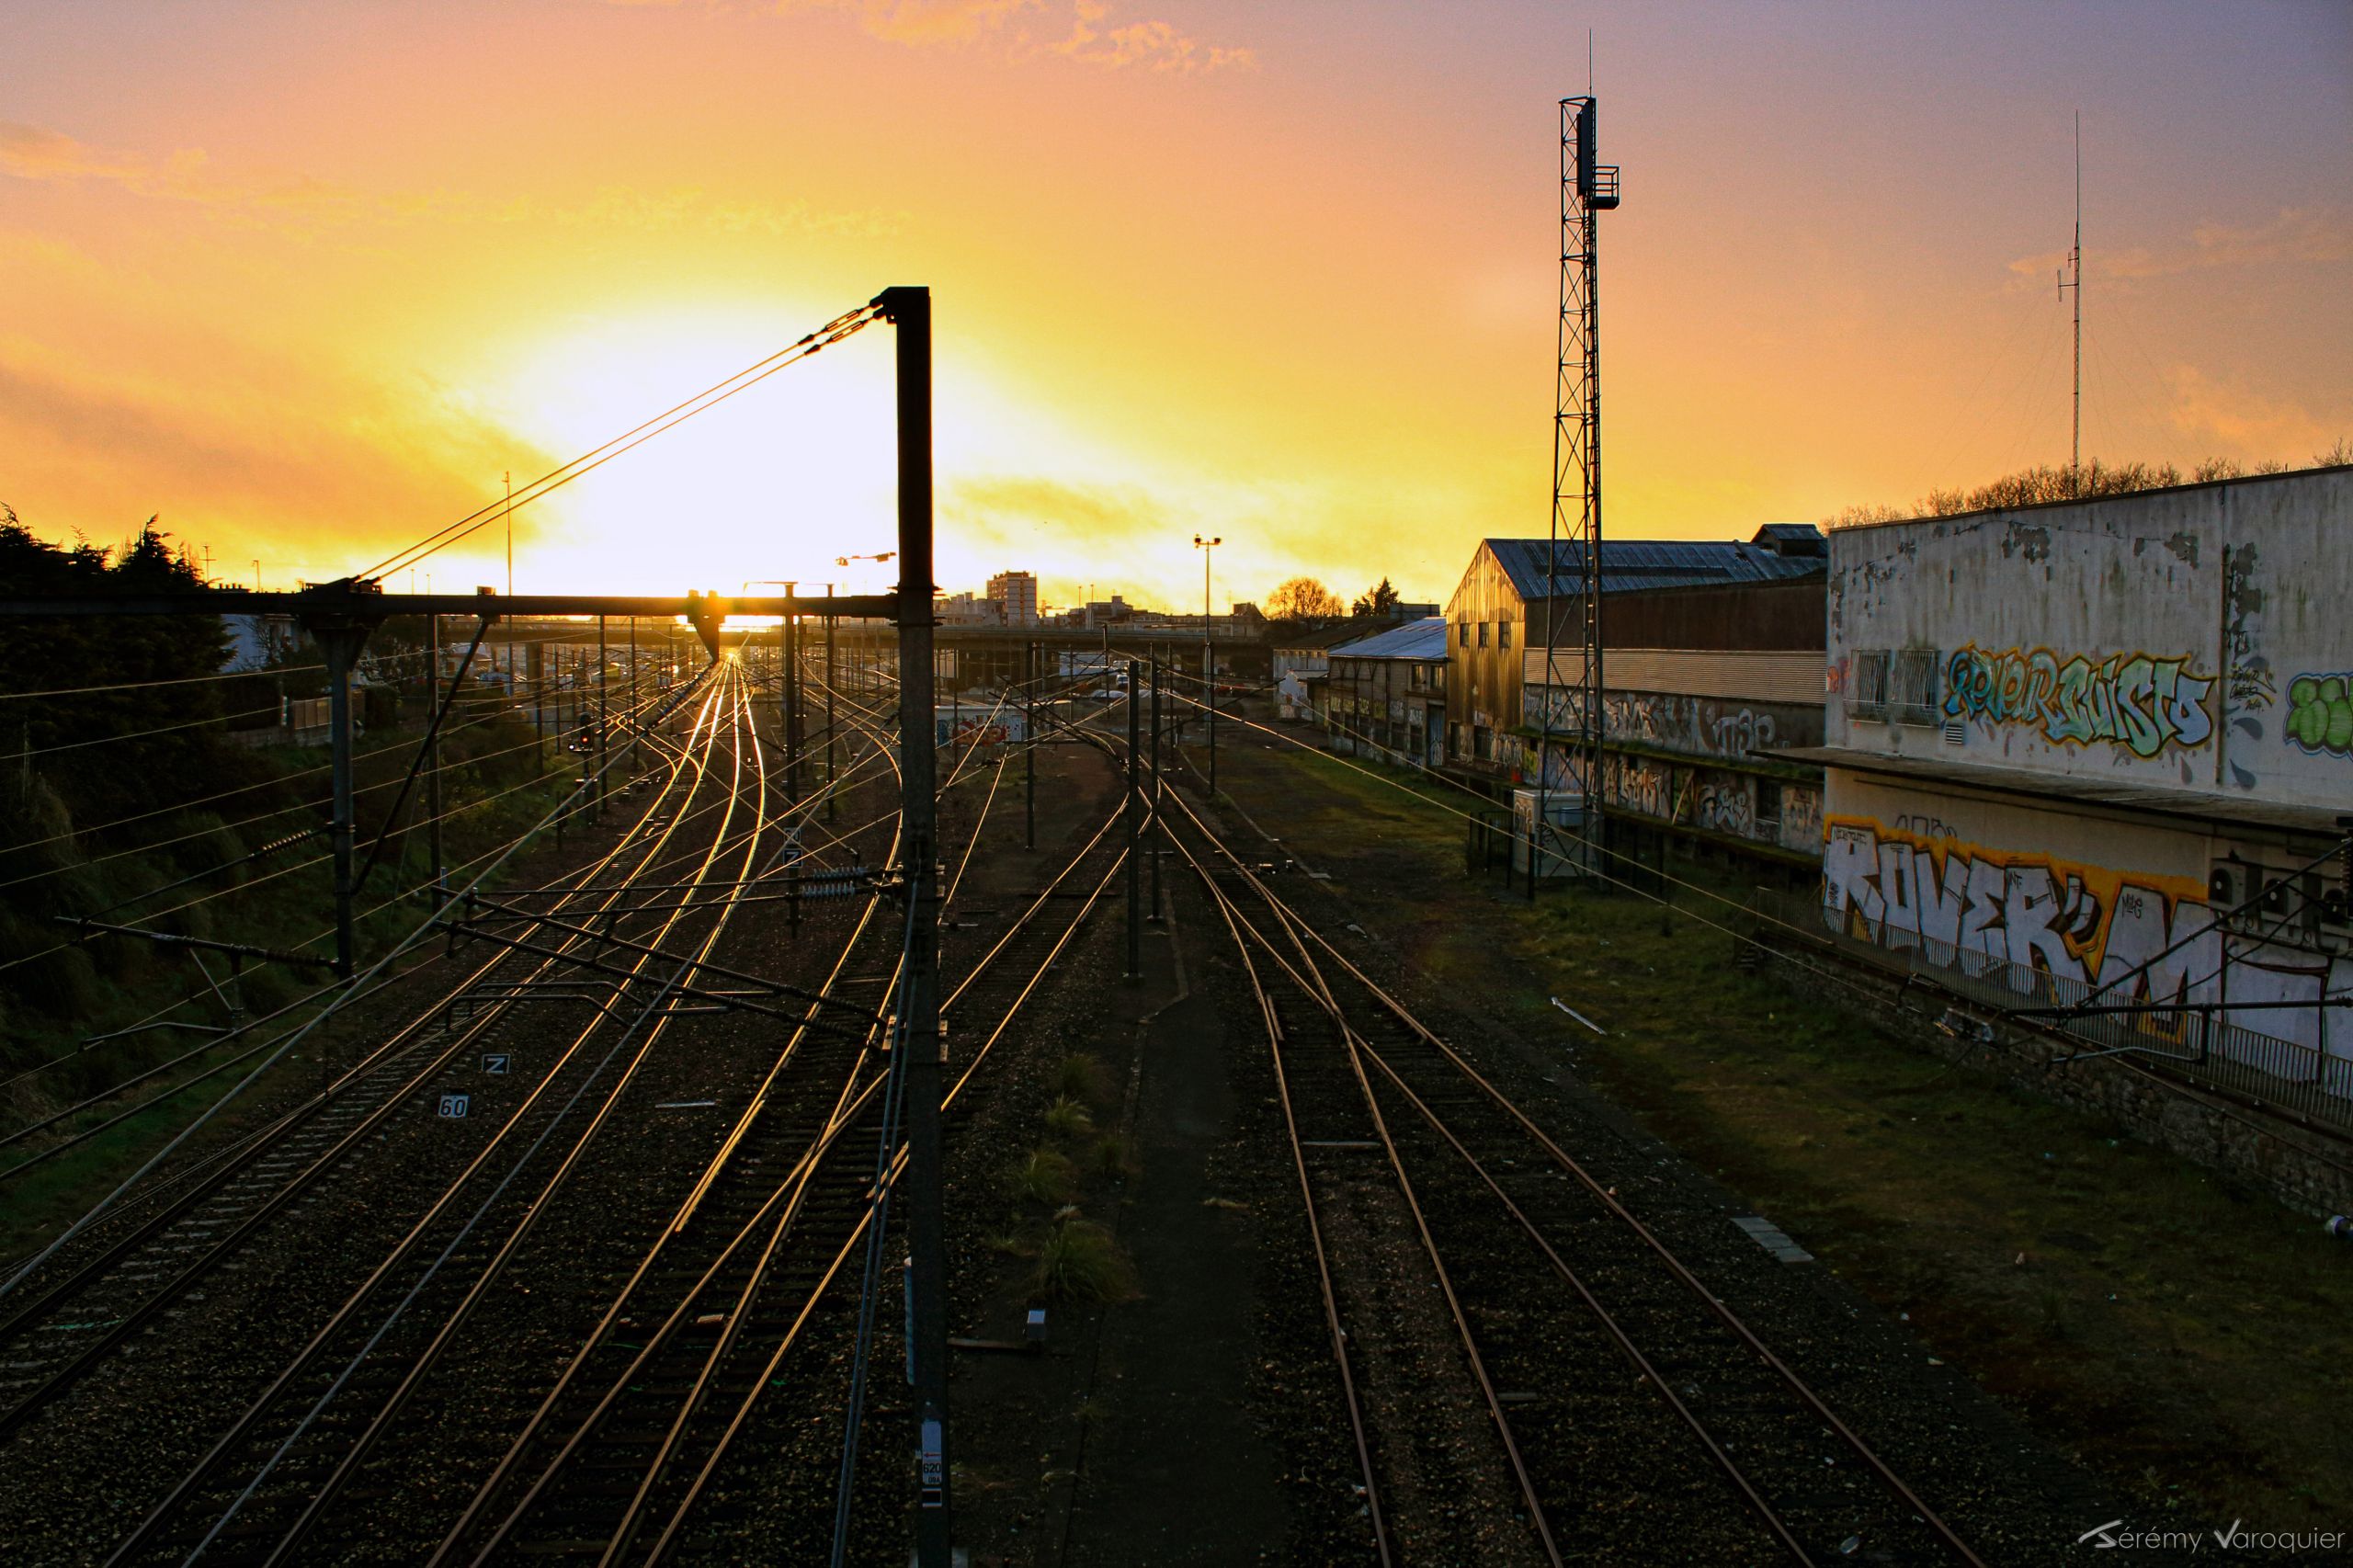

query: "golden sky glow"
left=3, top=1, right=2347, bottom=611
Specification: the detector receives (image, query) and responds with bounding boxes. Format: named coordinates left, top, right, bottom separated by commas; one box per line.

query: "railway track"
left=93, top=665, right=785, bottom=1567
left=438, top=694, right=1135, bottom=1565
left=1, top=658, right=1145, bottom=1566
left=0, top=667, right=712, bottom=1442
left=1164, top=784, right=1992, bottom=1567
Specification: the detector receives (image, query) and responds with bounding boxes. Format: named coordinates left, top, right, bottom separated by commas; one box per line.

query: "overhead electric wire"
left=3, top=649, right=487, bottom=857
left=1153, top=683, right=1934, bottom=1010
left=22, top=699, right=294, bottom=756
left=358, top=303, right=881, bottom=584
left=0, top=665, right=329, bottom=701
left=1, top=663, right=715, bottom=1299
left=0, top=689, right=665, bottom=980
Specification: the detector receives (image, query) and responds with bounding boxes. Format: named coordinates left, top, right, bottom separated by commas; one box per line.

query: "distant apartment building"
left=987, top=570, right=1040, bottom=625
left=1780, top=466, right=2351, bottom=1108
left=938, top=591, right=1002, bottom=626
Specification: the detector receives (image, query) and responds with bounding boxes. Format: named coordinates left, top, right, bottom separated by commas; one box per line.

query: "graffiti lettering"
left=1942, top=642, right=2214, bottom=757
left=2285, top=672, right=2353, bottom=757
left=1822, top=818, right=2210, bottom=995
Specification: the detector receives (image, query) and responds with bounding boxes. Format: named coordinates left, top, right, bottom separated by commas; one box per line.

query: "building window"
left=1851, top=649, right=1890, bottom=722
left=1892, top=648, right=1941, bottom=727
left=1473, top=724, right=1492, bottom=760
left=1477, top=622, right=1489, bottom=648
left=1755, top=779, right=1782, bottom=835
left=1458, top=620, right=1471, bottom=646
left=1498, top=620, right=1512, bottom=649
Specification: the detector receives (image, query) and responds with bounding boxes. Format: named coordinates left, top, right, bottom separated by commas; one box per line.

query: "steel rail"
left=250, top=669, right=788, bottom=1566
left=0, top=679, right=722, bottom=1430
left=1164, top=785, right=1991, bottom=1568
left=1191, top=865, right=1394, bottom=1566
left=474, top=694, right=1034, bottom=1562
left=427, top=689, right=913, bottom=1566
left=98, top=669, right=748, bottom=1565
left=466, top=748, right=1124, bottom=1565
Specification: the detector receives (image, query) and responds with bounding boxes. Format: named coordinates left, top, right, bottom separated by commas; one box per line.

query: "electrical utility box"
left=1511, top=788, right=1586, bottom=880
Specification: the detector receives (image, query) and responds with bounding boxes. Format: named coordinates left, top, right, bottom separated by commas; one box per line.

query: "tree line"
left=1263, top=574, right=1404, bottom=625
left=1823, top=442, right=2352, bottom=528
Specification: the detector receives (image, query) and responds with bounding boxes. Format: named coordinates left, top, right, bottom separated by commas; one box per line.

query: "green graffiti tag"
left=1943, top=642, right=2214, bottom=757
left=2285, top=672, right=2353, bottom=757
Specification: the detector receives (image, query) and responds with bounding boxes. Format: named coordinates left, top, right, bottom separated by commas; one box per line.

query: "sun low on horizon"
left=1, top=0, right=2346, bottom=613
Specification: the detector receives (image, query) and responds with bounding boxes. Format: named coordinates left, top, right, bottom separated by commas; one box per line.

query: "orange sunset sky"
left=3, top=0, right=2348, bottom=612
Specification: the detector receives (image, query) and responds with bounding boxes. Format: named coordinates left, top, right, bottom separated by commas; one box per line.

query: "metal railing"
left=1753, top=887, right=2353, bottom=1131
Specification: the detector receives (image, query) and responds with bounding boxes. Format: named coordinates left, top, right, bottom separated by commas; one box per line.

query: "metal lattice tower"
left=1536, top=97, right=1618, bottom=885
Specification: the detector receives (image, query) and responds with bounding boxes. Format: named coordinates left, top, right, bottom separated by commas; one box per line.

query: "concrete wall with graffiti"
left=1524, top=684, right=1824, bottom=756
left=1531, top=737, right=1823, bottom=858
left=1826, top=467, right=2353, bottom=804
left=1820, top=776, right=2350, bottom=1067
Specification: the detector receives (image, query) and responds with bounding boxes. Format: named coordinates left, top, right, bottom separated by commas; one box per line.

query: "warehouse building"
left=1524, top=574, right=1827, bottom=866
left=1315, top=617, right=1448, bottom=767
left=1444, top=528, right=1827, bottom=774
left=1773, top=465, right=2352, bottom=1109
left=1444, top=527, right=1830, bottom=871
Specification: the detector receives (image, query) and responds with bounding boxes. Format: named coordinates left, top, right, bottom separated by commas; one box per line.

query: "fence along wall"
left=1818, top=775, right=2351, bottom=1120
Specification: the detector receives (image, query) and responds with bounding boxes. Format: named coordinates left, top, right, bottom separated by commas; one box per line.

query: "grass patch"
left=1042, top=1094, right=1094, bottom=1139
left=1220, top=733, right=2353, bottom=1526
left=1055, top=1051, right=1113, bottom=1106
left=1034, top=1215, right=1136, bottom=1303
left=1010, top=1147, right=1077, bottom=1207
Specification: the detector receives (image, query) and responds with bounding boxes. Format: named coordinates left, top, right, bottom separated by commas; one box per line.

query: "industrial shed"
left=1315, top=617, right=1448, bottom=767
left=1444, top=527, right=1826, bottom=774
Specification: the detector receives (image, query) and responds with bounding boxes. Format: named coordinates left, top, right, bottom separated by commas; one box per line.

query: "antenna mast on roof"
left=2057, top=111, right=2082, bottom=489
left=1536, top=91, right=1620, bottom=893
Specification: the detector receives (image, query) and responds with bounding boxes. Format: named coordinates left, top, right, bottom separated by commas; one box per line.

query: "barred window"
left=1892, top=648, right=1941, bottom=727
left=1498, top=620, right=1512, bottom=649
left=1850, top=649, right=1890, bottom=722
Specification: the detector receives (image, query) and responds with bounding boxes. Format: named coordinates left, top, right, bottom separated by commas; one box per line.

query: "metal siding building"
left=1319, top=617, right=1448, bottom=767
left=1443, top=528, right=1827, bottom=772
left=1777, top=466, right=2353, bottom=1112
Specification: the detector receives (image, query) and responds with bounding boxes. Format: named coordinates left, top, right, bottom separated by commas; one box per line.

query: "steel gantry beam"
left=0, top=587, right=899, bottom=621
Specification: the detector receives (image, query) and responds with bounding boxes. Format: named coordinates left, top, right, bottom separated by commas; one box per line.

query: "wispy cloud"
left=2163, top=364, right=2335, bottom=455
left=757, top=0, right=1254, bottom=71
left=2008, top=205, right=2352, bottom=286
left=0, top=342, right=559, bottom=565
left=0, top=120, right=901, bottom=238
left=1051, top=0, right=1256, bottom=72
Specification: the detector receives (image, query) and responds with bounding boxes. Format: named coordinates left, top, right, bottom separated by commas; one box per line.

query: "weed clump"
left=1090, top=1132, right=1134, bottom=1182
left=1033, top=1216, right=1136, bottom=1303
left=1042, top=1095, right=1094, bottom=1138
left=1010, top=1148, right=1077, bottom=1206
left=1055, top=1052, right=1111, bottom=1104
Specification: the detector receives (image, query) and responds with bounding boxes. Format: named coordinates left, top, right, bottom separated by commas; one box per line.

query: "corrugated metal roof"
left=1328, top=616, right=1448, bottom=660
left=1483, top=537, right=1825, bottom=601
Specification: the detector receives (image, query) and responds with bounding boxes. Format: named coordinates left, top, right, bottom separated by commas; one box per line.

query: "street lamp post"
left=1194, top=533, right=1221, bottom=794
